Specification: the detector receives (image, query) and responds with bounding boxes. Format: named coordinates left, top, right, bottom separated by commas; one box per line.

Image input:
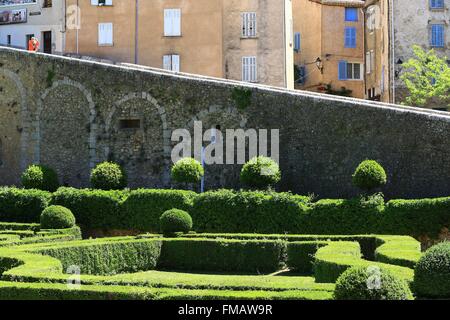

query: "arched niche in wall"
left=36, top=78, right=96, bottom=188
left=105, top=92, right=170, bottom=188
left=0, top=68, right=27, bottom=186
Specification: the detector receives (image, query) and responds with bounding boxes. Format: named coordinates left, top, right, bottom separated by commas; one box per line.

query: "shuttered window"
left=242, top=56, right=257, bottom=82
left=339, top=61, right=363, bottom=80
left=345, top=8, right=358, bottom=21
left=345, top=27, right=357, bottom=48
left=431, top=24, right=445, bottom=47
left=366, top=52, right=371, bottom=74
left=164, top=9, right=181, bottom=37
left=163, top=54, right=180, bottom=72
left=430, top=0, right=444, bottom=9
left=98, top=23, right=113, bottom=45
left=242, top=12, right=257, bottom=38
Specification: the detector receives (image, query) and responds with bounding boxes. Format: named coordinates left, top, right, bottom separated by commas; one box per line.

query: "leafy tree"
left=400, top=46, right=450, bottom=108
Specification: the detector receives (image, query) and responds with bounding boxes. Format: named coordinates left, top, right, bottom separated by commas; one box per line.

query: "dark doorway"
left=43, top=31, right=52, bottom=54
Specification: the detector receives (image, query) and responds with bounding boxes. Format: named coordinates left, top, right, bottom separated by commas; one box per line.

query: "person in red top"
left=28, top=37, right=40, bottom=52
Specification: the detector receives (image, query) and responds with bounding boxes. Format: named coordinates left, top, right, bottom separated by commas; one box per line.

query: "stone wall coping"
left=1, top=46, right=449, bottom=122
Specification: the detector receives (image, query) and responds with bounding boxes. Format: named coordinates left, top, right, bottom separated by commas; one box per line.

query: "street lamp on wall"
left=395, top=58, right=403, bottom=79
left=315, top=57, right=324, bottom=74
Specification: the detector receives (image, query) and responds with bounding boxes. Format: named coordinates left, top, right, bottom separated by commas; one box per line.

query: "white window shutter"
left=164, top=10, right=172, bottom=36
left=105, top=0, right=113, bottom=5
left=173, top=9, right=181, bottom=36
left=91, top=0, right=99, bottom=5
left=163, top=55, right=172, bottom=70
left=98, top=23, right=104, bottom=44
left=107, top=23, right=113, bottom=45
left=172, top=54, right=180, bottom=72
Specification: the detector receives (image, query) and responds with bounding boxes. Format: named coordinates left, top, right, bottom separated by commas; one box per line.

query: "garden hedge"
left=50, top=187, right=126, bottom=229
left=0, top=188, right=51, bottom=223
left=0, top=187, right=448, bottom=238
left=0, top=232, right=419, bottom=300
left=157, top=239, right=286, bottom=273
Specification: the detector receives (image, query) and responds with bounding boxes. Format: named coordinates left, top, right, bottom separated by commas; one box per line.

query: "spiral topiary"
left=171, top=158, right=204, bottom=184
left=352, top=160, right=387, bottom=192
left=21, top=164, right=59, bottom=192
left=414, top=241, right=450, bottom=298
left=160, top=209, right=193, bottom=234
left=40, top=205, right=76, bottom=229
left=240, top=156, right=281, bottom=190
left=90, top=162, right=127, bottom=190
left=334, top=266, right=413, bottom=300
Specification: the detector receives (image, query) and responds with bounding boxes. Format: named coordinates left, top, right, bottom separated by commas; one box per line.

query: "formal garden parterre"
left=0, top=159, right=448, bottom=300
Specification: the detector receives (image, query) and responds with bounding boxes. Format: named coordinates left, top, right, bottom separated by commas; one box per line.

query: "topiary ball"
left=160, top=209, right=193, bottom=234
left=90, top=162, right=127, bottom=190
left=414, top=242, right=450, bottom=298
left=334, top=266, right=413, bottom=300
left=40, top=205, right=76, bottom=229
left=352, top=160, right=387, bottom=191
left=171, top=158, right=204, bottom=184
left=240, top=156, right=281, bottom=190
left=21, top=164, right=59, bottom=192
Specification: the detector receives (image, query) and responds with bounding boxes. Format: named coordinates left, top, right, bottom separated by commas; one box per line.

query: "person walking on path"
left=28, top=37, right=40, bottom=52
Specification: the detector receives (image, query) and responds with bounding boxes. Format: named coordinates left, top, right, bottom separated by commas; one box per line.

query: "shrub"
left=40, top=205, right=76, bottom=229
left=240, top=156, right=281, bottom=190
left=51, top=187, right=126, bottom=229
left=307, top=195, right=384, bottom=234
left=334, top=266, right=413, bottom=300
left=160, top=209, right=193, bottom=234
left=191, top=190, right=309, bottom=233
left=352, top=160, right=387, bottom=192
left=0, top=187, right=51, bottom=223
left=21, top=165, right=59, bottom=192
left=158, top=239, right=286, bottom=273
left=121, top=189, right=196, bottom=232
left=90, top=162, right=127, bottom=190
left=382, top=197, right=450, bottom=237
left=171, top=158, right=204, bottom=184
left=39, top=238, right=162, bottom=275
left=414, top=242, right=450, bottom=298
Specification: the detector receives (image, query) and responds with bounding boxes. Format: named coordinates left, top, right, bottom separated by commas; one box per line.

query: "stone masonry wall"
left=0, top=47, right=449, bottom=199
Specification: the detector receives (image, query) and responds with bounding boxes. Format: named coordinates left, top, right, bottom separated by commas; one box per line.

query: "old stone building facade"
left=293, top=0, right=366, bottom=99
left=1, top=47, right=450, bottom=199
left=64, top=0, right=294, bottom=89
left=363, top=0, right=449, bottom=109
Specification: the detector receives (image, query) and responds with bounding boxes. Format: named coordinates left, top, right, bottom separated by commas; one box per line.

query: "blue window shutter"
left=294, top=32, right=301, bottom=52
left=338, top=61, right=347, bottom=80
left=345, top=27, right=356, bottom=48
left=431, top=25, right=444, bottom=47
left=345, top=8, right=358, bottom=21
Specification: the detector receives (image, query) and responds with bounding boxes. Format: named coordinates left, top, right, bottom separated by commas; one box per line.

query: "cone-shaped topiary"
left=21, top=164, right=59, bottom=192
left=40, top=205, right=76, bottom=229
left=414, top=241, right=450, bottom=298
left=334, top=266, right=413, bottom=300
left=352, top=160, right=387, bottom=192
left=90, top=162, right=127, bottom=190
left=171, top=158, right=204, bottom=184
left=160, top=209, right=193, bottom=234
left=240, top=156, right=281, bottom=190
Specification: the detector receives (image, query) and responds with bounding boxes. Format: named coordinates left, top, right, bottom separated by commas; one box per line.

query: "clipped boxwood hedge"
left=0, top=187, right=448, bottom=238
left=0, top=188, right=51, bottom=223
left=121, top=189, right=196, bottom=232
left=191, top=189, right=310, bottom=233
left=51, top=187, right=127, bottom=229
left=157, top=239, right=286, bottom=273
